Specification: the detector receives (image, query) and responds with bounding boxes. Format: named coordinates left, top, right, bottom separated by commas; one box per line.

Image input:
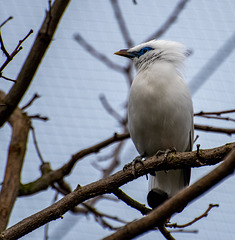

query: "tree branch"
left=18, top=132, right=129, bottom=196
left=145, top=0, right=190, bottom=41
left=74, top=33, right=125, bottom=73
left=195, top=124, right=235, bottom=135
left=0, top=0, right=70, bottom=127
left=166, top=203, right=219, bottom=229
left=0, top=91, right=31, bottom=231
left=0, top=29, right=33, bottom=73
left=110, top=0, right=134, bottom=48
left=102, top=150, right=235, bottom=240
left=1, top=143, right=234, bottom=239
left=113, top=188, right=151, bottom=215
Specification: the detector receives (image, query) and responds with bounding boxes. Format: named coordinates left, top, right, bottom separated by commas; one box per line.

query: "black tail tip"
left=147, top=189, right=168, bottom=209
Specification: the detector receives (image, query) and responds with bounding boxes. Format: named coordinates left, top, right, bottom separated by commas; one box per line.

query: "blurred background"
left=1, top=0, right=235, bottom=239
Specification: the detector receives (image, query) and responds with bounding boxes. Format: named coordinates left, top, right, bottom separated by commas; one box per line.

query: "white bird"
left=115, top=40, right=194, bottom=209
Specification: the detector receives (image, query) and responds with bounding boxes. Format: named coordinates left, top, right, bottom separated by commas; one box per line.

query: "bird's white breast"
left=128, top=62, right=193, bottom=156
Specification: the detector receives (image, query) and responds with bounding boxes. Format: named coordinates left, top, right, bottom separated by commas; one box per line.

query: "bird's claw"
left=156, top=147, right=176, bottom=163
left=123, top=155, right=145, bottom=177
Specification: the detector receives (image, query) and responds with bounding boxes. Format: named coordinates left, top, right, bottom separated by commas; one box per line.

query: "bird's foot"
left=123, top=155, right=145, bottom=177
left=156, top=147, right=176, bottom=163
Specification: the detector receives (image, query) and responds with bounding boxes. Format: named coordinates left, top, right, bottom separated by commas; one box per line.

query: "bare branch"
left=0, top=0, right=70, bottom=127
left=196, top=114, right=235, bottom=122
left=30, top=125, right=45, bottom=164
left=0, top=75, right=16, bottom=83
left=194, top=109, right=235, bottom=116
left=18, top=132, right=129, bottom=196
left=110, top=0, right=134, bottom=48
left=74, top=33, right=125, bottom=73
left=158, top=224, right=176, bottom=240
left=102, top=150, right=235, bottom=240
left=0, top=30, right=10, bottom=58
left=29, top=114, right=49, bottom=121
left=0, top=17, right=13, bottom=58
left=166, top=203, right=219, bottom=229
left=0, top=91, right=31, bottom=232
left=82, top=203, right=127, bottom=230
left=0, top=16, right=13, bottom=28
left=145, top=0, right=190, bottom=41
left=99, top=94, right=126, bottom=125
left=195, top=124, right=235, bottom=135
left=0, top=29, right=33, bottom=73
left=113, top=188, right=151, bottom=215
left=1, top=145, right=234, bottom=239
left=21, top=93, right=40, bottom=110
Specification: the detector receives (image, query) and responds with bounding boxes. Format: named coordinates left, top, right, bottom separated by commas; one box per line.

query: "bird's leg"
left=123, top=153, right=146, bottom=177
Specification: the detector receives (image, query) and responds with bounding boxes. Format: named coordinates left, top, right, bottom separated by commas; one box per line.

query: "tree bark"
left=0, top=91, right=31, bottom=231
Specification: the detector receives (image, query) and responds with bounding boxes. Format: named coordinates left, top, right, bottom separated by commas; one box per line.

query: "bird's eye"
left=143, top=48, right=148, bottom=53
left=139, top=47, right=153, bottom=55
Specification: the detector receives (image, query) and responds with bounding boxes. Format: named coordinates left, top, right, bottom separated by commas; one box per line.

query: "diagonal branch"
left=1, top=144, right=234, bottom=239
left=145, top=0, right=190, bottom=41
left=0, top=0, right=70, bottom=127
left=113, top=188, right=151, bottom=215
left=18, top=132, right=130, bottom=196
left=0, top=29, right=33, bottom=73
left=102, top=150, right=235, bottom=240
left=74, top=33, right=125, bottom=73
left=0, top=17, right=13, bottom=28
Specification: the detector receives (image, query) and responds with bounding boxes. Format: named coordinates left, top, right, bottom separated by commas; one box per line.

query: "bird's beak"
left=114, top=49, right=135, bottom=58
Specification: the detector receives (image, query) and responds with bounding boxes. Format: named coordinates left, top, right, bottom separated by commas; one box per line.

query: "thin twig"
left=99, top=94, right=126, bottom=125
left=195, top=114, right=235, bottom=122
left=82, top=203, right=127, bottom=230
left=0, top=30, right=10, bottom=58
left=169, top=229, right=198, bottom=234
left=195, top=124, right=235, bottom=135
left=0, top=16, right=13, bottom=28
left=110, top=0, right=134, bottom=48
left=145, top=0, right=190, bottom=41
left=166, top=204, right=219, bottom=229
left=29, top=114, right=49, bottom=121
left=21, top=93, right=41, bottom=110
left=194, top=109, right=235, bottom=116
left=0, top=29, right=33, bottom=73
left=30, top=125, right=45, bottom=164
left=0, top=74, right=16, bottom=82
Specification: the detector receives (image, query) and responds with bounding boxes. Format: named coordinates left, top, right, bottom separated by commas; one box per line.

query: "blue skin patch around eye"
left=133, top=47, right=154, bottom=58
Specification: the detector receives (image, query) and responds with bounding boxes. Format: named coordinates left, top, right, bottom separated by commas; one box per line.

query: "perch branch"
left=1, top=145, right=234, bottom=239
left=102, top=150, right=235, bottom=240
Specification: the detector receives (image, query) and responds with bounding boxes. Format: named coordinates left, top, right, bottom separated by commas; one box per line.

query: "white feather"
left=127, top=40, right=194, bottom=198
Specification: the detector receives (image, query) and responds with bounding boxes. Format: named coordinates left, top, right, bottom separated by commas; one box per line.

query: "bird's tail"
left=147, top=168, right=190, bottom=209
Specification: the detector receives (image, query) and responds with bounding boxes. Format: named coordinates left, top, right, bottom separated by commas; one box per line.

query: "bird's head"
left=115, top=40, right=189, bottom=71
